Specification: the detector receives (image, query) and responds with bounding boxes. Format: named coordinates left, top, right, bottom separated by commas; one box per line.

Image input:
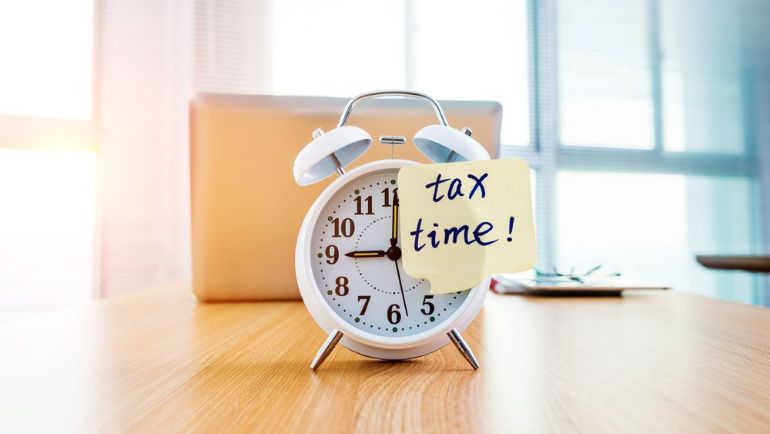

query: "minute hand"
left=390, top=191, right=408, bottom=316
left=391, top=190, right=399, bottom=243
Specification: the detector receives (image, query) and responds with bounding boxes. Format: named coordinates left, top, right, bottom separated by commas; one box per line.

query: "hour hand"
left=345, top=250, right=387, bottom=258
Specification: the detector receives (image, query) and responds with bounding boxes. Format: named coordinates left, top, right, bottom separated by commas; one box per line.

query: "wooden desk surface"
left=1, top=284, right=769, bottom=433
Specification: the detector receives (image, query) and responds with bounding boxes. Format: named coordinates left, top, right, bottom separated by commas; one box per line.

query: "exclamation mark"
left=506, top=216, right=515, bottom=242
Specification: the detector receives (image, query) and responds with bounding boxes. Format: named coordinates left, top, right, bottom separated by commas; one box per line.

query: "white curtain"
left=97, top=0, right=275, bottom=296
left=98, top=0, right=193, bottom=296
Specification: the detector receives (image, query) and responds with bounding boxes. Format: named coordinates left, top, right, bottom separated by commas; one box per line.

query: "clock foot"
left=310, top=328, right=343, bottom=370
left=448, top=329, right=480, bottom=370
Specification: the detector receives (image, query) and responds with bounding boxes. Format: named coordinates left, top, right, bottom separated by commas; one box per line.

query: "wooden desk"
left=1, top=284, right=769, bottom=433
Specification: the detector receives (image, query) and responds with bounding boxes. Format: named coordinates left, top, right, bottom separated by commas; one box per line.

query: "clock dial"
left=310, top=168, right=471, bottom=337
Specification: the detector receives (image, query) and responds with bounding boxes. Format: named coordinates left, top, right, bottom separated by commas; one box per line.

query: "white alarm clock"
left=293, top=91, right=491, bottom=370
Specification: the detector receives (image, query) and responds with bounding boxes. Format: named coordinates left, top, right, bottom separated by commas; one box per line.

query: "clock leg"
left=448, top=328, right=480, bottom=370
left=310, top=328, right=343, bottom=370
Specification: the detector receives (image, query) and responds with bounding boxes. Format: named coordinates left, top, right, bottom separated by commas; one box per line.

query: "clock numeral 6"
left=387, top=304, right=401, bottom=324
left=421, top=295, right=435, bottom=315
left=331, top=217, right=355, bottom=238
left=357, top=295, right=370, bottom=315
left=324, top=245, right=339, bottom=264
left=335, top=276, right=349, bottom=296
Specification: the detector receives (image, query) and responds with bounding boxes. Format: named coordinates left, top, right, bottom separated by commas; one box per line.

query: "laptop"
left=190, top=94, right=502, bottom=301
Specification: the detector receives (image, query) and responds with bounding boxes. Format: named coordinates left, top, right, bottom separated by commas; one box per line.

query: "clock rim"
left=295, top=159, right=487, bottom=357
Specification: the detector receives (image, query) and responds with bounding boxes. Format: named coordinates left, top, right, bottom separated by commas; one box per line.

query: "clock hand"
left=393, top=259, right=409, bottom=317
left=390, top=190, right=399, bottom=245
left=345, top=250, right=387, bottom=258
left=389, top=190, right=407, bottom=315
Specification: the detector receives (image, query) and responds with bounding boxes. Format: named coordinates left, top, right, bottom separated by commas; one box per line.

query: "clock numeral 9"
left=387, top=304, right=401, bottom=324
left=335, top=276, right=349, bottom=296
left=357, top=295, right=370, bottom=315
left=354, top=195, right=373, bottom=215
left=381, top=187, right=398, bottom=207
left=324, top=245, right=339, bottom=264
left=421, top=295, right=435, bottom=315
left=331, top=217, right=355, bottom=238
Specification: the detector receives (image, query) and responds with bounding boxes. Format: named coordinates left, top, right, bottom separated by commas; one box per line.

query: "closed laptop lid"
left=190, top=94, right=502, bottom=301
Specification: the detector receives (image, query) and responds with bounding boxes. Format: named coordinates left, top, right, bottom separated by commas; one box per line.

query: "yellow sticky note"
left=398, top=158, right=536, bottom=294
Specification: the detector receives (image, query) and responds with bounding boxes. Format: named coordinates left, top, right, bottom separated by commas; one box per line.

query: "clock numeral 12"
left=381, top=187, right=398, bottom=207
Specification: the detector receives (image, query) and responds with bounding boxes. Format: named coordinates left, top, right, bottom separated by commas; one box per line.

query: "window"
left=660, top=0, right=748, bottom=154
left=272, top=1, right=406, bottom=96
left=0, top=0, right=93, bottom=119
left=0, top=0, right=97, bottom=319
left=557, top=0, right=654, bottom=148
left=557, top=172, right=762, bottom=304
left=543, top=0, right=768, bottom=305
left=199, top=0, right=767, bottom=306
left=269, top=0, right=531, bottom=145
left=410, top=0, right=530, bottom=145
left=0, top=150, right=97, bottom=320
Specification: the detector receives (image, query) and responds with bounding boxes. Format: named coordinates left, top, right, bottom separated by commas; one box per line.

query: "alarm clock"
left=293, top=91, right=491, bottom=370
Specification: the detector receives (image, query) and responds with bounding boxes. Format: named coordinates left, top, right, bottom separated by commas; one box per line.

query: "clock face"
left=310, top=167, right=471, bottom=338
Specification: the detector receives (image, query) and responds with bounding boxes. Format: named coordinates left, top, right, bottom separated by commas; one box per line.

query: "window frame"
left=0, top=117, right=96, bottom=151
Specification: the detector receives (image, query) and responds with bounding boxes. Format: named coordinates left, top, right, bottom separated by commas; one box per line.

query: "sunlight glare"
left=0, top=0, right=93, bottom=119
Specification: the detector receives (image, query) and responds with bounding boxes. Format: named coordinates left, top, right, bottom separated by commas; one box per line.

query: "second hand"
left=394, top=253, right=408, bottom=316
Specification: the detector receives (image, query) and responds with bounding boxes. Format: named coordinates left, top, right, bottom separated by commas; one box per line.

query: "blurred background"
left=0, top=0, right=768, bottom=320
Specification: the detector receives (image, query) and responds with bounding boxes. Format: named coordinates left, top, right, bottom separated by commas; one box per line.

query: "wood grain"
left=1, top=283, right=769, bottom=433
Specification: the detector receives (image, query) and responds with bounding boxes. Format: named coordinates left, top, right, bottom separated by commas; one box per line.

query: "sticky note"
left=398, top=158, right=536, bottom=294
